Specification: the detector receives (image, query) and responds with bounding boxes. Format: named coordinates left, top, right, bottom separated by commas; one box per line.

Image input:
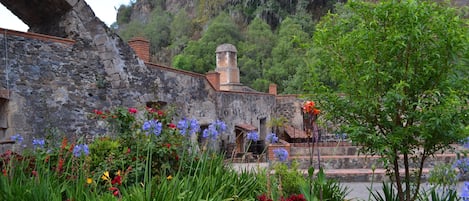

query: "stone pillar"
left=215, top=44, right=239, bottom=86
left=128, top=37, right=150, bottom=62
left=269, top=83, right=277, bottom=95
left=206, top=71, right=220, bottom=91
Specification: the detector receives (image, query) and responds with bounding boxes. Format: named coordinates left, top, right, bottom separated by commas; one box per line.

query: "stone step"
left=228, top=163, right=433, bottom=182
left=302, top=168, right=432, bottom=182
left=291, top=153, right=457, bottom=169
left=289, top=144, right=462, bottom=156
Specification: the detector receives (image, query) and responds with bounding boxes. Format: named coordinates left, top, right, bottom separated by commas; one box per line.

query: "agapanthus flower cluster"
left=177, top=118, right=200, bottom=136
left=461, top=182, right=469, bottom=201
left=266, top=133, right=278, bottom=144
left=273, top=148, right=289, bottom=162
left=32, top=138, right=45, bottom=149
left=202, top=120, right=227, bottom=141
left=142, top=119, right=163, bottom=136
left=247, top=131, right=259, bottom=142
left=73, top=144, right=90, bottom=157
left=10, top=134, right=24, bottom=144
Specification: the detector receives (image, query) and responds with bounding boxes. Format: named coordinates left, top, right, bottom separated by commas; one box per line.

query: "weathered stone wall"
left=0, top=29, right=281, bottom=149
left=0, top=0, right=297, bottom=151
left=0, top=29, right=156, bottom=142
left=275, top=95, right=304, bottom=129
left=216, top=91, right=276, bottom=141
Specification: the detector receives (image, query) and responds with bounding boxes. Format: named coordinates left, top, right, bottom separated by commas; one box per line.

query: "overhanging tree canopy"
left=313, top=0, right=469, bottom=200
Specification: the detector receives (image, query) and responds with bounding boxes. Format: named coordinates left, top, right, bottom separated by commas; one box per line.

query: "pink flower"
left=128, top=108, right=138, bottom=114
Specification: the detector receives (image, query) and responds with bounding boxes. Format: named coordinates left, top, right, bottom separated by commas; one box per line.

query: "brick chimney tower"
left=215, top=44, right=240, bottom=91
left=128, top=37, right=150, bottom=62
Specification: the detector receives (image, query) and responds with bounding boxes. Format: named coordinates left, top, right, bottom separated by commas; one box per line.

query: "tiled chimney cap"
left=216, top=43, right=237, bottom=53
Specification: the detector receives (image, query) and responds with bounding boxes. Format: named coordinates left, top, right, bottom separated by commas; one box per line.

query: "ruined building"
left=0, top=0, right=305, bottom=153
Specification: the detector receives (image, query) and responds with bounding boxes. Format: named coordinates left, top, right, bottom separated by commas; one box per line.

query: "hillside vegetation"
left=113, top=0, right=341, bottom=94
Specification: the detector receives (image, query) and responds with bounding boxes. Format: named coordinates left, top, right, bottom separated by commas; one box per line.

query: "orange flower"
left=313, top=108, right=321, bottom=115
left=303, top=101, right=316, bottom=113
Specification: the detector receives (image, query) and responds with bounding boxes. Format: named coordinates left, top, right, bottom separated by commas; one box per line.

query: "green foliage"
left=418, top=188, right=460, bottom=201
left=169, top=9, right=193, bottom=54
left=273, top=161, right=306, bottom=196
left=238, top=17, right=276, bottom=91
left=118, top=20, right=145, bottom=41
left=116, top=4, right=133, bottom=25
left=267, top=17, right=309, bottom=94
left=371, top=182, right=400, bottom=201
left=313, top=0, right=469, bottom=200
left=300, top=167, right=350, bottom=201
left=427, top=163, right=459, bottom=190
left=0, top=106, right=268, bottom=200
left=143, top=8, right=172, bottom=55
left=173, top=12, right=242, bottom=73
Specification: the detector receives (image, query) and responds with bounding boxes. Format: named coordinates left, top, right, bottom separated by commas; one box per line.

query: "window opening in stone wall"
left=197, top=124, right=209, bottom=149
left=0, top=98, right=9, bottom=153
left=0, top=98, right=8, bottom=139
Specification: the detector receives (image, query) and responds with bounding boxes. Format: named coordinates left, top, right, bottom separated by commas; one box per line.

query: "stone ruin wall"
left=0, top=28, right=284, bottom=148
left=0, top=0, right=303, bottom=150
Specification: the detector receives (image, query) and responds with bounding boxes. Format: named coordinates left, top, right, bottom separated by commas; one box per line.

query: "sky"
left=0, top=0, right=131, bottom=32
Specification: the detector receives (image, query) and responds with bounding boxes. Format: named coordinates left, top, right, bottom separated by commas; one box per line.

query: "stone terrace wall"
left=0, top=29, right=158, bottom=142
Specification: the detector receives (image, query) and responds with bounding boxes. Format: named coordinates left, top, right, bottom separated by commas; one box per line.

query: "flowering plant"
left=266, top=133, right=279, bottom=144
left=302, top=101, right=320, bottom=115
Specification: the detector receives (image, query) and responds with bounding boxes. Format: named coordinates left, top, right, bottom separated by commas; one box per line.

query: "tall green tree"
left=143, top=8, right=172, bottom=55
left=267, top=17, right=309, bottom=94
left=173, top=12, right=242, bottom=73
left=313, top=1, right=469, bottom=200
left=238, top=17, right=276, bottom=92
left=169, top=9, right=193, bottom=55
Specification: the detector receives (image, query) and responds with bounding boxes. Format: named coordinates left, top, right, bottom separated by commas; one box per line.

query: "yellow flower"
left=86, top=178, right=93, bottom=184
left=166, top=175, right=173, bottom=181
left=115, top=170, right=121, bottom=176
left=101, top=171, right=110, bottom=181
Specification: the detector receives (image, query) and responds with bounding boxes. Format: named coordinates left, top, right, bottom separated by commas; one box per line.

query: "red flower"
left=126, top=148, right=131, bottom=154
left=111, top=175, right=122, bottom=185
left=32, top=170, right=38, bottom=177
left=57, top=158, right=64, bottom=172
left=2, top=169, right=6, bottom=176
left=157, top=110, right=164, bottom=116
left=108, top=187, right=120, bottom=197
left=257, top=194, right=273, bottom=201
left=281, top=194, right=306, bottom=201
left=93, top=109, right=103, bottom=115
left=175, top=154, right=179, bottom=161
left=166, top=143, right=171, bottom=149
left=128, top=108, right=138, bottom=114
left=168, top=123, right=176, bottom=129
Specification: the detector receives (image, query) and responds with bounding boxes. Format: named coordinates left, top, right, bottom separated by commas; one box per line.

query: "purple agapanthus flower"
left=266, top=133, right=278, bottom=144
left=273, top=148, right=289, bottom=162
left=454, top=157, right=469, bottom=176
left=73, top=144, right=90, bottom=157
left=10, top=134, right=24, bottom=144
left=461, top=181, right=469, bottom=200
left=32, top=138, right=45, bottom=149
left=213, top=120, right=227, bottom=133
left=247, top=131, right=259, bottom=142
left=177, top=118, right=200, bottom=136
left=142, top=119, right=163, bottom=136
left=202, top=120, right=227, bottom=141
